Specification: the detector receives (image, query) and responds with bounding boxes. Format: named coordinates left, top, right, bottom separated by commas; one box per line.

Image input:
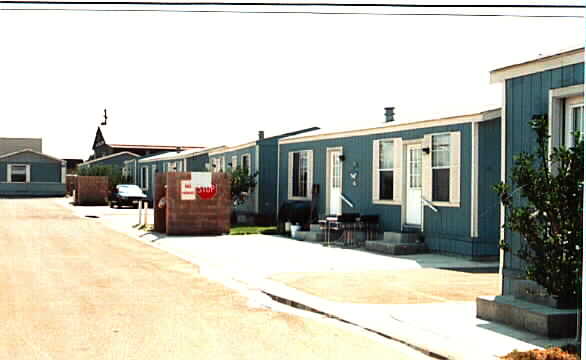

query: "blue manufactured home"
left=490, top=47, right=584, bottom=294
left=0, top=149, right=66, bottom=197
left=127, top=146, right=226, bottom=202
left=208, top=128, right=319, bottom=224
left=78, top=151, right=139, bottom=172
left=278, top=109, right=502, bottom=258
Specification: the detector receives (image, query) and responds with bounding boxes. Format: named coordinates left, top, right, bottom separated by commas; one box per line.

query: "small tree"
left=229, top=167, right=258, bottom=206
left=495, top=114, right=583, bottom=303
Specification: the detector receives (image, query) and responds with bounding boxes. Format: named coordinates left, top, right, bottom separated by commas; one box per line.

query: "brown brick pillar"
left=74, top=176, right=109, bottom=205
left=164, top=172, right=232, bottom=235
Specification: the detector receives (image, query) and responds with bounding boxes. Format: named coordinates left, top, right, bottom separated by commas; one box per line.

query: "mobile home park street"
left=0, top=198, right=431, bottom=360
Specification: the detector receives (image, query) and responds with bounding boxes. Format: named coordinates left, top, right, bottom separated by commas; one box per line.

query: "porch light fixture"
left=422, top=147, right=431, bottom=154
left=338, top=154, right=346, bottom=162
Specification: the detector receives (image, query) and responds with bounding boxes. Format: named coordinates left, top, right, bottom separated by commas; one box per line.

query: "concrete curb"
left=251, top=278, right=499, bottom=360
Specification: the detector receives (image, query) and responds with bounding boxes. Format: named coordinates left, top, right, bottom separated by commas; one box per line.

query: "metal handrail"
left=340, top=193, right=354, bottom=208
left=421, top=196, right=438, bottom=213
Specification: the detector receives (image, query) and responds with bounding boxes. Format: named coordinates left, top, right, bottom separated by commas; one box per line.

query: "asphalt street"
left=0, top=198, right=431, bottom=360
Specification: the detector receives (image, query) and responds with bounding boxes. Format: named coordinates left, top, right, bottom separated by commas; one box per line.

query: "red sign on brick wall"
left=196, top=184, right=217, bottom=200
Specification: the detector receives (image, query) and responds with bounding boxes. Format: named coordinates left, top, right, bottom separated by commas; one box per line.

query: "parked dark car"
left=109, top=184, right=147, bottom=208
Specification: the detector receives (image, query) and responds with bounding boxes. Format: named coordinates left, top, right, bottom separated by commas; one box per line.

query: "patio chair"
left=330, top=213, right=361, bottom=248
left=360, top=215, right=380, bottom=243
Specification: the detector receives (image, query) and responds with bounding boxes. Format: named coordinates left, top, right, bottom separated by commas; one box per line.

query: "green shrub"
left=77, top=165, right=132, bottom=190
left=495, top=114, right=583, bottom=302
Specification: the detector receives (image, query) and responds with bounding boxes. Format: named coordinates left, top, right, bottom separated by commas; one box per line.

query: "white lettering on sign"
left=196, top=184, right=218, bottom=200
left=191, top=172, right=212, bottom=188
left=181, top=180, right=196, bottom=200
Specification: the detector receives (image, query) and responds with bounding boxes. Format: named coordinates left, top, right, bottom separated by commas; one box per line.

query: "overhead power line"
left=0, top=1, right=584, bottom=8
left=0, top=7, right=583, bottom=17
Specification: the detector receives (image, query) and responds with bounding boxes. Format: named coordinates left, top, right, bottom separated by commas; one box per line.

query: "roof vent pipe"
left=384, top=107, right=395, bottom=122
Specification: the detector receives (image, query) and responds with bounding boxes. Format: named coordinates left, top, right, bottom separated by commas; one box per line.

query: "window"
left=231, top=156, right=237, bottom=170
left=378, top=140, right=394, bottom=200
left=241, top=154, right=250, bottom=173
left=288, top=150, right=313, bottom=199
left=423, top=131, right=460, bottom=206
left=565, top=99, right=584, bottom=147
left=141, top=167, right=149, bottom=190
left=372, top=138, right=402, bottom=203
left=431, top=134, right=450, bottom=202
left=211, top=157, right=225, bottom=172
left=549, top=85, right=584, bottom=151
left=8, top=164, right=28, bottom=183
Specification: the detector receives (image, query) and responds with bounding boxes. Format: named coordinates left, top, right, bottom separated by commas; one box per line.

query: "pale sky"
left=0, top=1, right=584, bottom=160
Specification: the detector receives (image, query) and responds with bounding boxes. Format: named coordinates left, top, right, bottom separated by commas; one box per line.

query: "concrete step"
left=309, top=224, right=322, bottom=232
left=383, top=231, right=422, bottom=244
left=402, top=225, right=421, bottom=233
left=477, top=295, right=578, bottom=338
left=293, top=230, right=325, bottom=242
left=364, top=241, right=427, bottom=255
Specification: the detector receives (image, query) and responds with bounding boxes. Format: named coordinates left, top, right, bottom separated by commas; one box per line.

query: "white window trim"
left=7, top=164, right=30, bottom=184
left=548, top=84, right=585, bottom=151
left=141, top=166, right=149, bottom=191
left=231, top=155, right=238, bottom=170
left=372, top=138, right=402, bottom=205
left=564, top=98, right=584, bottom=147
left=424, top=132, right=461, bottom=208
left=61, top=161, right=66, bottom=184
left=287, top=150, right=313, bottom=201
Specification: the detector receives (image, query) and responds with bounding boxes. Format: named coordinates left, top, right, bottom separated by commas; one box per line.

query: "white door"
left=327, top=149, right=343, bottom=216
left=406, top=144, right=422, bottom=226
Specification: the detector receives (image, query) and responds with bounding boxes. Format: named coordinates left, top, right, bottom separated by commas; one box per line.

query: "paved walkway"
left=57, top=198, right=574, bottom=360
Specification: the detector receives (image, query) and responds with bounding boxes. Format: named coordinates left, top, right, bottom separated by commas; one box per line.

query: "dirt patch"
left=270, top=268, right=499, bottom=304
left=501, top=346, right=579, bottom=360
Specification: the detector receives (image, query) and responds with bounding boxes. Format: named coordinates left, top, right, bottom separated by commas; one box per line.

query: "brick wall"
left=160, top=172, right=232, bottom=235
left=75, top=176, right=109, bottom=205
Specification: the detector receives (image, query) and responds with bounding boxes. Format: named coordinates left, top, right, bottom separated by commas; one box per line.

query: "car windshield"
left=117, top=185, right=145, bottom=197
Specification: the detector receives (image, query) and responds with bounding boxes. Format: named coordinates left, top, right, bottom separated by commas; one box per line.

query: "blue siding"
left=82, top=153, right=138, bottom=170
left=30, top=162, right=61, bottom=182
left=503, top=62, right=584, bottom=293
left=476, top=118, right=501, bottom=257
left=258, top=139, right=280, bottom=218
left=278, top=122, right=486, bottom=256
left=0, top=160, right=65, bottom=196
left=210, top=145, right=257, bottom=214
left=186, top=153, right=209, bottom=171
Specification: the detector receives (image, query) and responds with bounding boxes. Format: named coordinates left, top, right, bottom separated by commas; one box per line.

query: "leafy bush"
left=495, top=114, right=583, bottom=302
left=229, top=167, right=258, bottom=206
left=77, top=165, right=132, bottom=190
